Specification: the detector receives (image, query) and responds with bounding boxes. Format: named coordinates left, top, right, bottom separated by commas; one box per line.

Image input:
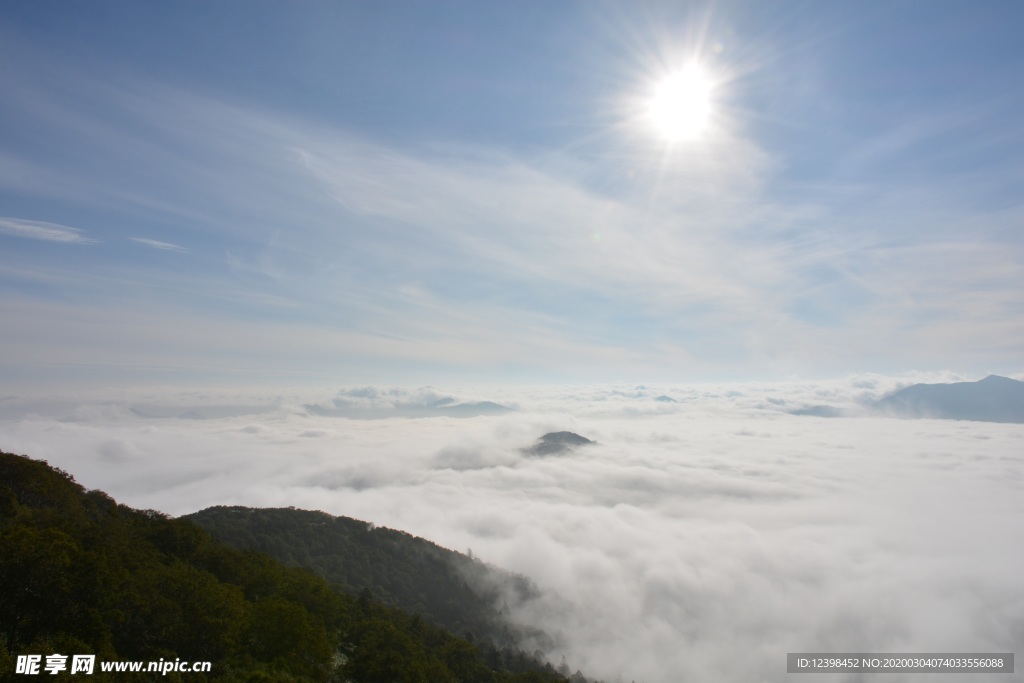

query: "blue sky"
left=1, top=0, right=1022, bottom=386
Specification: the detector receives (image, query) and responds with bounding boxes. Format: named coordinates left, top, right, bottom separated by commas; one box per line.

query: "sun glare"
left=647, top=65, right=713, bottom=142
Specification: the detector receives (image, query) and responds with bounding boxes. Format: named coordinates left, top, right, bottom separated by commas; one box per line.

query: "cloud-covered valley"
left=2, top=377, right=1022, bottom=682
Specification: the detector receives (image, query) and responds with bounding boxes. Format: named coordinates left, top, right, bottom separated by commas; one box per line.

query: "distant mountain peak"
left=522, top=431, right=596, bottom=457
left=874, top=375, right=1024, bottom=423
left=979, top=374, right=1016, bottom=384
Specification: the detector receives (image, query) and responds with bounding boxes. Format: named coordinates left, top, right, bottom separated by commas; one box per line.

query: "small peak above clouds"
left=522, top=431, right=597, bottom=457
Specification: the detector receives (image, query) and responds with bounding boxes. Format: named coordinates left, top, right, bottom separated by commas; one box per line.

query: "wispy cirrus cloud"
left=129, top=237, right=188, bottom=252
left=0, top=216, right=98, bottom=244
left=0, top=30, right=1021, bottom=382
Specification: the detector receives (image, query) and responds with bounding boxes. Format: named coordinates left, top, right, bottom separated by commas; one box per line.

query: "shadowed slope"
left=183, top=506, right=553, bottom=653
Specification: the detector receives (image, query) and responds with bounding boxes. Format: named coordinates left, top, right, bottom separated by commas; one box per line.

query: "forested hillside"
left=185, top=506, right=551, bottom=653
left=0, top=450, right=575, bottom=682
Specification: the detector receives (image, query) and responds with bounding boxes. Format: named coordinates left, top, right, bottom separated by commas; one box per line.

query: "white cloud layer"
left=2, top=378, right=1022, bottom=682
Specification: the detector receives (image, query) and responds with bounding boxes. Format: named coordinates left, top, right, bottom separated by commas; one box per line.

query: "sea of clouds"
left=2, top=373, right=1022, bottom=683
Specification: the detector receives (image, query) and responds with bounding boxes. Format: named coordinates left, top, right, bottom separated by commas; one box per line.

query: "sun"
left=647, top=64, right=713, bottom=142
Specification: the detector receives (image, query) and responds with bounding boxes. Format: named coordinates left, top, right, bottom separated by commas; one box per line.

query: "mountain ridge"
left=873, top=374, right=1024, bottom=423
left=0, top=449, right=585, bottom=682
